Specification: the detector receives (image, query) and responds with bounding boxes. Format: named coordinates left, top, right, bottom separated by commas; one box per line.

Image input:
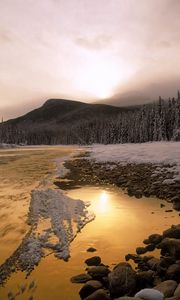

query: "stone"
left=87, top=266, right=110, bottom=280
left=83, top=289, right=110, bottom=300
left=172, top=196, right=180, bottom=211
left=117, top=298, right=141, bottom=300
left=147, top=258, right=160, bottom=270
left=163, top=225, right=180, bottom=239
left=166, top=264, right=180, bottom=282
left=164, top=297, right=180, bottom=300
left=87, top=247, right=97, bottom=253
left=147, top=234, right=163, bottom=245
left=174, top=283, right=180, bottom=296
left=135, top=288, right=164, bottom=300
left=157, top=238, right=180, bottom=259
left=136, top=247, right=147, bottom=255
left=154, top=280, right=178, bottom=298
left=85, top=256, right=101, bottom=266
left=79, top=280, right=103, bottom=299
left=108, top=262, right=137, bottom=297
left=136, top=270, right=155, bottom=288
left=71, top=273, right=92, bottom=283
left=145, top=244, right=156, bottom=252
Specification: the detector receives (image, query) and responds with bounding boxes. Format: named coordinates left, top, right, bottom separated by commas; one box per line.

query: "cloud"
left=0, top=28, right=12, bottom=43
left=75, top=34, right=112, bottom=50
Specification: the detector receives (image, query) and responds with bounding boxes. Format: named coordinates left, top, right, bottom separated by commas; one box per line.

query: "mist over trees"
left=0, top=92, right=180, bottom=145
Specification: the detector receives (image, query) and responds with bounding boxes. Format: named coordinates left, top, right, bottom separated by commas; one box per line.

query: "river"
left=0, top=146, right=179, bottom=300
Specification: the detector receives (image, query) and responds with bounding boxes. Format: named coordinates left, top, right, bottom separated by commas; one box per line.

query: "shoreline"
left=54, top=154, right=180, bottom=211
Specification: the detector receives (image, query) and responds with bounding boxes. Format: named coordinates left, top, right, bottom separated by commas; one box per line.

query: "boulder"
left=87, top=266, right=110, bottom=280
left=79, top=280, right=103, bottom=299
left=85, top=256, right=101, bottom=266
left=136, top=247, right=147, bottom=255
left=136, top=270, right=155, bottom=288
left=163, top=225, right=180, bottom=239
left=147, top=258, right=160, bottom=270
left=166, top=264, right=180, bottom=282
left=71, top=273, right=92, bottom=283
left=172, top=196, right=180, bottom=211
left=117, top=298, right=141, bottom=300
left=154, top=280, right=178, bottom=298
left=87, top=247, right=97, bottom=253
left=145, top=244, right=156, bottom=252
left=164, top=297, right=180, bottom=300
left=135, top=288, right=164, bottom=300
left=147, top=234, right=163, bottom=245
left=157, top=238, right=180, bottom=259
left=108, top=262, right=137, bottom=297
left=83, top=289, right=110, bottom=300
left=174, top=283, right=180, bottom=296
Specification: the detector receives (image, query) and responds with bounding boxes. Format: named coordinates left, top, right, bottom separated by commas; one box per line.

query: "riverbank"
left=55, top=142, right=180, bottom=211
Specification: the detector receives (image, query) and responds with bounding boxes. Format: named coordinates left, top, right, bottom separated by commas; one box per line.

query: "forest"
left=0, top=93, right=180, bottom=145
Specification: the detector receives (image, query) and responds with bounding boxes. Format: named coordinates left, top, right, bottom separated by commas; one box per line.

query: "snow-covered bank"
left=91, top=142, right=180, bottom=165
left=0, top=143, right=18, bottom=149
left=90, top=142, right=180, bottom=183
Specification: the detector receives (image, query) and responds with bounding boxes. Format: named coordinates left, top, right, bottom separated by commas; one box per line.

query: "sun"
left=75, top=53, right=134, bottom=99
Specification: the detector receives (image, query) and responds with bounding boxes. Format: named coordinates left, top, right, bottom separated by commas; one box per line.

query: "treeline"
left=1, top=93, right=180, bottom=145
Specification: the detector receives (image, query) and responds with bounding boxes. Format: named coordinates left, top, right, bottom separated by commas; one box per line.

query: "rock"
left=87, top=266, right=110, bottom=280
left=174, top=283, right=180, bottom=296
left=136, top=247, right=147, bottom=255
left=125, top=254, right=142, bottom=263
left=135, top=288, right=164, bottom=300
left=83, top=289, right=110, bottom=300
left=166, top=264, right=180, bottom=282
left=108, top=262, right=137, bottom=297
left=172, top=196, right=180, bottom=211
left=71, top=273, right=92, bottom=283
left=117, top=298, right=141, bottom=300
left=79, top=280, right=103, bottom=299
left=85, top=256, right=101, bottom=266
left=154, top=280, right=178, bottom=298
left=147, top=234, right=163, bottom=245
left=157, top=238, right=180, bottom=259
left=164, top=297, right=180, bottom=300
left=163, top=225, right=180, bottom=239
left=160, top=203, right=165, bottom=208
left=145, top=244, right=156, bottom=252
left=147, top=258, right=160, bottom=270
left=87, top=247, right=97, bottom=253
left=165, top=210, right=173, bottom=212
left=136, top=270, right=155, bottom=288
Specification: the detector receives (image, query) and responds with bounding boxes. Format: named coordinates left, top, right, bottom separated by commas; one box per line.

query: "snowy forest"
left=1, top=92, right=180, bottom=145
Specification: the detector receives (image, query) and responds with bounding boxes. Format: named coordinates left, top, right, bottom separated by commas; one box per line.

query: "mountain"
left=5, top=98, right=135, bottom=126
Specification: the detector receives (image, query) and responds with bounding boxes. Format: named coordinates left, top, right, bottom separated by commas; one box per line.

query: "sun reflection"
left=96, top=191, right=110, bottom=213
left=100, top=191, right=108, bottom=203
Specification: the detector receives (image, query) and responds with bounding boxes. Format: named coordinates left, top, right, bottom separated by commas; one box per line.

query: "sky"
left=0, top=0, right=180, bottom=120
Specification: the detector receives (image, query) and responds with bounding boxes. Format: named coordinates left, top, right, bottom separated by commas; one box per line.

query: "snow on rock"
left=135, top=288, right=164, bottom=300
left=90, top=142, right=180, bottom=182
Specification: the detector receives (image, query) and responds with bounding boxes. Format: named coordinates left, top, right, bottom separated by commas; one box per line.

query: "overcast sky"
left=0, top=0, right=180, bottom=120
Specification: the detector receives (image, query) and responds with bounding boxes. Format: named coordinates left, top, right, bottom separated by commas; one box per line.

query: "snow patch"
left=90, top=142, right=180, bottom=183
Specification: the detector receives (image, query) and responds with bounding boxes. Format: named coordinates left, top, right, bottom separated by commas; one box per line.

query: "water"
left=0, top=147, right=179, bottom=300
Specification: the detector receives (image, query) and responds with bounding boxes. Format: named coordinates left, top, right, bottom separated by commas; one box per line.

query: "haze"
left=0, top=0, right=180, bottom=120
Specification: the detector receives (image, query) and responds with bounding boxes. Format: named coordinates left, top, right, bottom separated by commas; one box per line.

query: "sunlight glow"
left=75, top=53, right=134, bottom=99
left=96, top=190, right=110, bottom=213
left=100, top=191, right=108, bottom=203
